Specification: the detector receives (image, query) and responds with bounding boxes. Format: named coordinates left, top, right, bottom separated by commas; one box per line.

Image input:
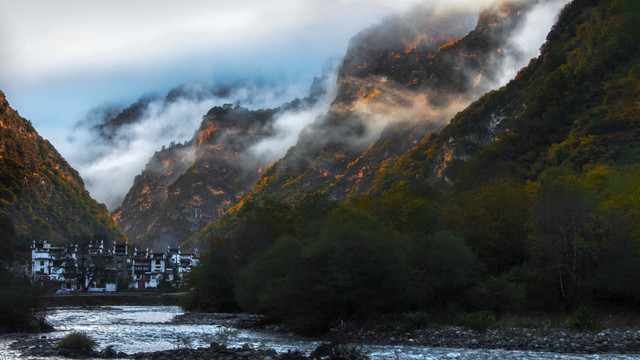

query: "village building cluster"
left=30, top=241, right=198, bottom=292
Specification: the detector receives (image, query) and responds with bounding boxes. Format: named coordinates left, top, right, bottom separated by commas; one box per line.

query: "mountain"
left=93, top=85, right=234, bottom=141
left=182, top=0, right=640, bottom=326
left=239, top=0, right=537, bottom=205
left=111, top=140, right=195, bottom=246
left=368, top=0, right=640, bottom=193
left=112, top=104, right=280, bottom=250
left=111, top=73, right=332, bottom=249
left=0, top=91, right=124, bottom=251
left=115, top=0, right=552, bottom=250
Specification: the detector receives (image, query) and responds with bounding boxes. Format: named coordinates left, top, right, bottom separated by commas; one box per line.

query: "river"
left=0, top=306, right=637, bottom=359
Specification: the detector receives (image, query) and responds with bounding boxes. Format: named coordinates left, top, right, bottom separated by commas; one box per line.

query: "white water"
left=1, top=306, right=638, bottom=359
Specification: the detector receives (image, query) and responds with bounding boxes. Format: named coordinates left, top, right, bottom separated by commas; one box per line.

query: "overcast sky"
left=0, top=1, right=431, bottom=133
left=0, top=1, right=505, bottom=132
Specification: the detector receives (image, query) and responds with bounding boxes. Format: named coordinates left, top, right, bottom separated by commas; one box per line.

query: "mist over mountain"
left=112, top=0, right=568, bottom=250
left=240, top=0, right=568, bottom=205
left=65, top=76, right=336, bottom=210
left=112, top=73, right=337, bottom=249
left=2, top=0, right=639, bottom=339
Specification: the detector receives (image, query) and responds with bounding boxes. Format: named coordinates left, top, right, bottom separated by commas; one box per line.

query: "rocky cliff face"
left=112, top=104, right=282, bottom=249
left=242, top=0, right=531, bottom=204
left=0, top=91, right=123, bottom=246
left=111, top=141, right=194, bottom=243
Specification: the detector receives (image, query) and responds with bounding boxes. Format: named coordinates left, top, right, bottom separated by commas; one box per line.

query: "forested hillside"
left=0, top=91, right=124, bottom=252
left=185, top=0, right=640, bottom=333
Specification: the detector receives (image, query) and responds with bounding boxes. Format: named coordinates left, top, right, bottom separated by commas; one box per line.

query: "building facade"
left=30, top=241, right=198, bottom=291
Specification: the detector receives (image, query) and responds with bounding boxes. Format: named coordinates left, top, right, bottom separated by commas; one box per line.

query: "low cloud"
left=348, top=85, right=474, bottom=149
left=244, top=63, right=340, bottom=166
left=66, top=82, right=313, bottom=210
left=494, top=0, right=571, bottom=87
left=280, top=0, right=572, bottom=157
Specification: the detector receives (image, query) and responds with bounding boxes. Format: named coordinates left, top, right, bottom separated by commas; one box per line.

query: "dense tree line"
left=0, top=212, right=49, bottom=333
left=182, top=163, right=640, bottom=333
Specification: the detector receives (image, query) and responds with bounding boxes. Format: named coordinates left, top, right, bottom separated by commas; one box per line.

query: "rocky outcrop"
left=113, top=105, right=280, bottom=249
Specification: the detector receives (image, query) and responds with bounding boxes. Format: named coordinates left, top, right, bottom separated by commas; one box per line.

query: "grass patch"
left=568, top=305, right=602, bottom=331
left=57, top=331, right=97, bottom=352
left=402, top=311, right=431, bottom=329
left=458, top=310, right=497, bottom=332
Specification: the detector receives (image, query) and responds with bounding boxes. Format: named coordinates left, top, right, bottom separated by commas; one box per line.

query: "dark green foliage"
left=475, top=270, right=526, bottom=314
left=402, top=312, right=431, bottom=329
left=568, top=304, right=602, bottom=331
left=185, top=0, right=640, bottom=333
left=352, top=182, right=442, bottom=234
left=528, top=168, right=600, bottom=307
left=458, top=310, right=497, bottom=332
left=180, top=237, right=238, bottom=312
left=0, top=265, right=47, bottom=333
left=190, top=191, right=484, bottom=333
left=0, top=211, right=15, bottom=261
left=402, top=231, right=479, bottom=307
left=448, top=179, right=531, bottom=275
left=236, top=206, right=407, bottom=333
left=57, top=331, right=97, bottom=352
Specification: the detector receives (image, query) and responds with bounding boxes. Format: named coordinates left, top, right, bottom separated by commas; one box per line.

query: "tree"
left=592, top=165, right=640, bottom=302
left=235, top=206, right=406, bottom=334
left=403, top=230, right=480, bottom=308
left=0, top=265, right=47, bottom=332
left=449, top=179, right=531, bottom=275
left=0, top=211, right=15, bottom=261
left=529, top=168, right=600, bottom=307
left=62, top=236, right=110, bottom=292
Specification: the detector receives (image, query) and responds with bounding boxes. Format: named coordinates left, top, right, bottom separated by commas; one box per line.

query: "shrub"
left=459, top=310, right=497, bottom=332
left=0, top=266, right=47, bottom=333
left=568, top=304, right=601, bottom=331
left=476, top=271, right=525, bottom=313
left=403, top=231, right=480, bottom=307
left=57, top=331, right=97, bottom=352
left=402, top=311, right=431, bottom=329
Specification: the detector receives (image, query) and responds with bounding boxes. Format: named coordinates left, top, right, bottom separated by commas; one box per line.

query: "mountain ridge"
left=236, top=0, right=536, bottom=207
left=0, top=90, right=124, bottom=250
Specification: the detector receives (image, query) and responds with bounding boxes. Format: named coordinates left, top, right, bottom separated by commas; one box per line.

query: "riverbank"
left=331, top=323, right=640, bottom=354
left=7, top=334, right=364, bottom=360
left=4, top=307, right=640, bottom=359
left=44, top=291, right=183, bottom=307
left=172, top=312, right=640, bottom=355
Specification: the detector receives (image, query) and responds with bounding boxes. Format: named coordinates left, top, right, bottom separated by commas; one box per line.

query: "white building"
left=32, top=241, right=198, bottom=291
left=31, top=241, right=68, bottom=282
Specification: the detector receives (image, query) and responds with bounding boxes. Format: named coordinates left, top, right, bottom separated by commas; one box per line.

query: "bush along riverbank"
left=0, top=265, right=52, bottom=333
